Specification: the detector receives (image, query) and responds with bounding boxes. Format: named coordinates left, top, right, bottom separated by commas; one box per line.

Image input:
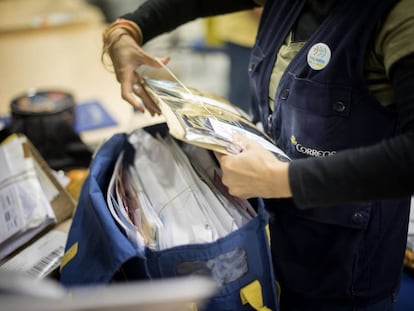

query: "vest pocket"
left=268, top=199, right=374, bottom=298
left=274, top=76, right=353, bottom=157
left=269, top=198, right=372, bottom=230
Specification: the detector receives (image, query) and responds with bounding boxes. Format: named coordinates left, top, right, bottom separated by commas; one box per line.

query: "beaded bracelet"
left=101, top=18, right=143, bottom=68
left=103, top=18, right=142, bottom=45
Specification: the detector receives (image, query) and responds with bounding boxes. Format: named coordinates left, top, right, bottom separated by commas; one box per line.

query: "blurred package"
left=0, top=132, right=76, bottom=278
left=0, top=270, right=216, bottom=311
left=139, top=66, right=290, bottom=161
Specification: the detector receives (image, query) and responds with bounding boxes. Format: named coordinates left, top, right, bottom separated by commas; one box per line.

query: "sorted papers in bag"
left=107, top=128, right=257, bottom=251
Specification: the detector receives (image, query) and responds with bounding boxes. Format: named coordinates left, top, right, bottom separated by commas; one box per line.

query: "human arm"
left=122, top=0, right=259, bottom=45
left=103, top=0, right=258, bottom=113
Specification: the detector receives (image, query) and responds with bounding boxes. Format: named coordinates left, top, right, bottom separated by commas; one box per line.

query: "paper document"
left=1, top=230, right=67, bottom=278
left=110, top=128, right=256, bottom=251
left=106, top=150, right=146, bottom=249
left=0, top=135, right=56, bottom=261
left=137, top=64, right=290, bottom=161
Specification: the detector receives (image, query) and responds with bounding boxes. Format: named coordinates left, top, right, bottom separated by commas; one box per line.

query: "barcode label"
left=26, top=246, right=65, bottom=278
left=1, top=230, right=67, bottom=278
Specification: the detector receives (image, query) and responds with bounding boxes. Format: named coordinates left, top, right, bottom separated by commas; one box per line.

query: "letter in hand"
left=128, top=55, right=171, bottom=115
left=214, top=133, right=292, bottom=199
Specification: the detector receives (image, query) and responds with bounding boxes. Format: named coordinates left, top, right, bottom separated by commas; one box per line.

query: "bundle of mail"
left=107, top=128, right=257, bottom=250
left=107, top=64, right=290, bottom=250
left=138, top=64, right=290, bottom=162
left=0, top=135, right=56, bottom=261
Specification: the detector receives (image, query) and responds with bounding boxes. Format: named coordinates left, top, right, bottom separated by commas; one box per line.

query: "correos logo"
left=290, top=135, right=336, bottom=157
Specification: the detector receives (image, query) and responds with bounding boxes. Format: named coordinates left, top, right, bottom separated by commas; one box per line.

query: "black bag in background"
left=8, top=90, right=92, bottom=171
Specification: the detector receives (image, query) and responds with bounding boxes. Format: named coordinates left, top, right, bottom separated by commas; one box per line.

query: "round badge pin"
left=307, top=43, right=331, bottom=70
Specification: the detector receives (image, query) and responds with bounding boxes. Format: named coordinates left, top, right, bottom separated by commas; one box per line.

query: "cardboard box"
left=0, top=134, right=76, bottom=278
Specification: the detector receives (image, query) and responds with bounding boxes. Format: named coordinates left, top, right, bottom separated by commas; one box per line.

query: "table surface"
left=0, top=1, right=164, bottom=146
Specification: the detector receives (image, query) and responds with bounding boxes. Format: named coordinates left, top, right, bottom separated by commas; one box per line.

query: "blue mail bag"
left=60, top=125, right=279, bottom=311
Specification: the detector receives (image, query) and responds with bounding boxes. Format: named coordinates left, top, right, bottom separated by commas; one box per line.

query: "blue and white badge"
left=307, top=43, right=331, bottom=70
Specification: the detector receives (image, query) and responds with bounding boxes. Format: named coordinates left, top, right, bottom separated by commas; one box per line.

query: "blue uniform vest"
left=249, top=0, right=411, bottom=302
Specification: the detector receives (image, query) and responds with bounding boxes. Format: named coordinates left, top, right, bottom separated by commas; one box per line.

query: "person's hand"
left=214, top=133, right=292, bottom=199
left=105, top=27, right=170, bottom=115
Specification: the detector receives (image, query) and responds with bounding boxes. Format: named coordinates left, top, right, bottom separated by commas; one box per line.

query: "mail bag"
left=59, top=124, right=279, bottom=311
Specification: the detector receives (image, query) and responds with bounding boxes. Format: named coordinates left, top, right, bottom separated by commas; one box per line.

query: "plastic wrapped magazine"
left=138, top=64, right=290, bottom=162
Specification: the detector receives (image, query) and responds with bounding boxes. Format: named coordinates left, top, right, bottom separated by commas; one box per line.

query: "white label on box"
left=1, top=230, right=67, bottom=278
left=0, top=186, right=25, bottom=243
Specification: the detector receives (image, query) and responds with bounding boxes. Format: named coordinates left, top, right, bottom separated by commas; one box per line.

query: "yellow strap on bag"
left=60, top=242, right=78, bottom=271
left=240, top=280, right=272, bottom=311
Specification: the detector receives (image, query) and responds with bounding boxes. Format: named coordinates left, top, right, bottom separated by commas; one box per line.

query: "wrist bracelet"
left=101, top=18, right=143, bottom=69
left=102, top=18, right=143, bottom=47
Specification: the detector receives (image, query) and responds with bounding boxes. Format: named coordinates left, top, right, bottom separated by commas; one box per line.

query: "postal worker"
left=102, top=0, right=414, bottom=310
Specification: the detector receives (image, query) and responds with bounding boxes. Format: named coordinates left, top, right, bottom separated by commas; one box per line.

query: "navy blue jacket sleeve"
left=122, top=0, right=258, bottom=44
